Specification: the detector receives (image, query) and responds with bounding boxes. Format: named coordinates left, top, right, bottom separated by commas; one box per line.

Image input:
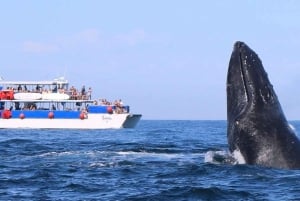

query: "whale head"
left=226, top=41, right=291, bottom=166
left=227, top=41, right=282, bottom=121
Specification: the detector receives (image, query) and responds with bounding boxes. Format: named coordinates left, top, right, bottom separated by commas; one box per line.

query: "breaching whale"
left=227, top=41, right=300, bottom=169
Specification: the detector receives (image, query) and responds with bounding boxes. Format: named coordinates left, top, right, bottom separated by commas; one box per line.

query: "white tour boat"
left=0, top=77, right=141, bottom=129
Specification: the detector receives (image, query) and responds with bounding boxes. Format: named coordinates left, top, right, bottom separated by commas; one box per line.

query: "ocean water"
left=1, top=120, right=300, bottom=201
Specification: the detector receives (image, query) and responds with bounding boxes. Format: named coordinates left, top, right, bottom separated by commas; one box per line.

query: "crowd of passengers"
left=94, top=99, right=126, bottom=114
left=69, top=85, right=92, bottom=100
left=2, top=85, right=128, bottom=114
left=5, top=85, right=93, bottom=100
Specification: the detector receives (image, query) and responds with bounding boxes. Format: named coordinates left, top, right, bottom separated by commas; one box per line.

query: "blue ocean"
left=1, top=120, right=300, bottom=200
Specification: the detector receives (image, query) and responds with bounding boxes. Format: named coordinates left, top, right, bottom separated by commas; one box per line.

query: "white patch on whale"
left=232, top=149, right=246, bottom=164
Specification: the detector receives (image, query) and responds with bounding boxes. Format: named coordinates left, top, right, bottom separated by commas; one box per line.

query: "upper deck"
left=0, top=77, right=69, bottom=93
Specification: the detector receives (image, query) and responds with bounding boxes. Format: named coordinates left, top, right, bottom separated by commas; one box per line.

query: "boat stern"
left=122, top=114, right=142, bottom=128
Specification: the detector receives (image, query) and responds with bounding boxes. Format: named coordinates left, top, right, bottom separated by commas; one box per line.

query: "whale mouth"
left=237, top=43, right=250, bottom=104
left=227, top=41, right=275, bottom=120
left=227, top=41, right=252, bottom=120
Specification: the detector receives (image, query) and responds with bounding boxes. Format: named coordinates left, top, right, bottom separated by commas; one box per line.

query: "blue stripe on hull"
left=11, top=110, right=81, bottom=119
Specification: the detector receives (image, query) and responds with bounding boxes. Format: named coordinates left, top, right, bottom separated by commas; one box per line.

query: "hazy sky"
left=1, top=0, right=300, bottom=120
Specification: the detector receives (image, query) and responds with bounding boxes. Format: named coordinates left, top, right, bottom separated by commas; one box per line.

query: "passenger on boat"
left=70, top=86, right=78, bottom=100
left=100, top=99, right=111, bottom=105
left=114, top=99, right=124, bottom=114
left=36, top=85, right=42, bottom=92
left=52, top=86, right=57, bottom=93
left=70, top=86, right=75, bottom=94
left=51, top=104, right=56, bottom=110
left=80, top=85, right=86, bottom=100
left=81, top=85, right=86, bottom=96
left=29, top=103, right=37, bottom=110
left=15, top=102, right=20, bottom=110
left=87, top=87, right=92, bottom=100
left=17, top=85, right=22, bottom=92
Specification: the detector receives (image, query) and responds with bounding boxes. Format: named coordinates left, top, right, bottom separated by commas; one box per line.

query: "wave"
left=0, top=138, right=34, bottom=145
left=36, top=149, right=204, bottom=158
left=126, top=185, right=253, bottom=200
left=30, top=149, right=205, bottom=169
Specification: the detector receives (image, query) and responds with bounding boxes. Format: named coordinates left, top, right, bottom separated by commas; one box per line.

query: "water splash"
left=204, top=150, right=243, bottom=165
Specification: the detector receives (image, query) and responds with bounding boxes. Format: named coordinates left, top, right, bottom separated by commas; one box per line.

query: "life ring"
left=19, top=113, right=25, bottom=119
left=79, top=110, right=88, bottom=120
left=48, top=111, right=54, bottom=119
left=107, top=106, right=113, bottom=114
left=2, top=109, right=11, bottom=119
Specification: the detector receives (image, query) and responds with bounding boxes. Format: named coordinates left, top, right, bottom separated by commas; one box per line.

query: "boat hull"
left=0, top=113, right=142, bottom=129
